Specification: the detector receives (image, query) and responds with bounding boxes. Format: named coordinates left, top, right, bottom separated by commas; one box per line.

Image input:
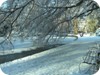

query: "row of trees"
left=72, top=15, right=99, bottom=35
left=0, top=0, right=99, bottom=46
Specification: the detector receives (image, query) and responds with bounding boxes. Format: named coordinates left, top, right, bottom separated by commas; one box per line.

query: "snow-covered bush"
left=95, top=28, right=100, bottom=36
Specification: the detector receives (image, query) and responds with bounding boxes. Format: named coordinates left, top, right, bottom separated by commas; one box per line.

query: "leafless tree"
left=0, top=0, right=99, bottom=47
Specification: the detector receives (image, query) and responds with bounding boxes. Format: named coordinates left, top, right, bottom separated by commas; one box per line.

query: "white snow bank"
left=0, top=38, right=99, bottom=75
left=0, top=36, right=100, bottom=75
left=0, top=47, right=37, bottom=55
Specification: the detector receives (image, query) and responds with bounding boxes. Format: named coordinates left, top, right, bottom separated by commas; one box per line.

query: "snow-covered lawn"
left=0, top=35, right=100, bottom=55
left=0, top=36, right=100, bottom=75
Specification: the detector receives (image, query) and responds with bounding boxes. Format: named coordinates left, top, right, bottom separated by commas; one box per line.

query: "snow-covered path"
left=0, top=36, right=100, bottom=75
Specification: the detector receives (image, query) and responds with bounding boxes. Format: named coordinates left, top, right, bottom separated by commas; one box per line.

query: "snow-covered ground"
left=0, top=36, right=100, bottom=75
left=0, top=37, right=33, bottom=50
left=0, top=36, right=99, bottom=55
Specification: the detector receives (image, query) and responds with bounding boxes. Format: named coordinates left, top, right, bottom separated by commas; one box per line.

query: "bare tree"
left=0, top=0, right=99, bottom=47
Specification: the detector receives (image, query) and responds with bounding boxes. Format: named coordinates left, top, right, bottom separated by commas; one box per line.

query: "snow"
left=0, top=37, right=38, bottom=55
left=95, top=28, right=100, bottom=36
left=0, top=35, right=100, bottom=75
left=0, top=34, right=99, bottom=50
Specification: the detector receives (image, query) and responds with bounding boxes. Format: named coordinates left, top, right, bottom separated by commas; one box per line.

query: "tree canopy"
left=0, top=0, right=99, bottom=47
